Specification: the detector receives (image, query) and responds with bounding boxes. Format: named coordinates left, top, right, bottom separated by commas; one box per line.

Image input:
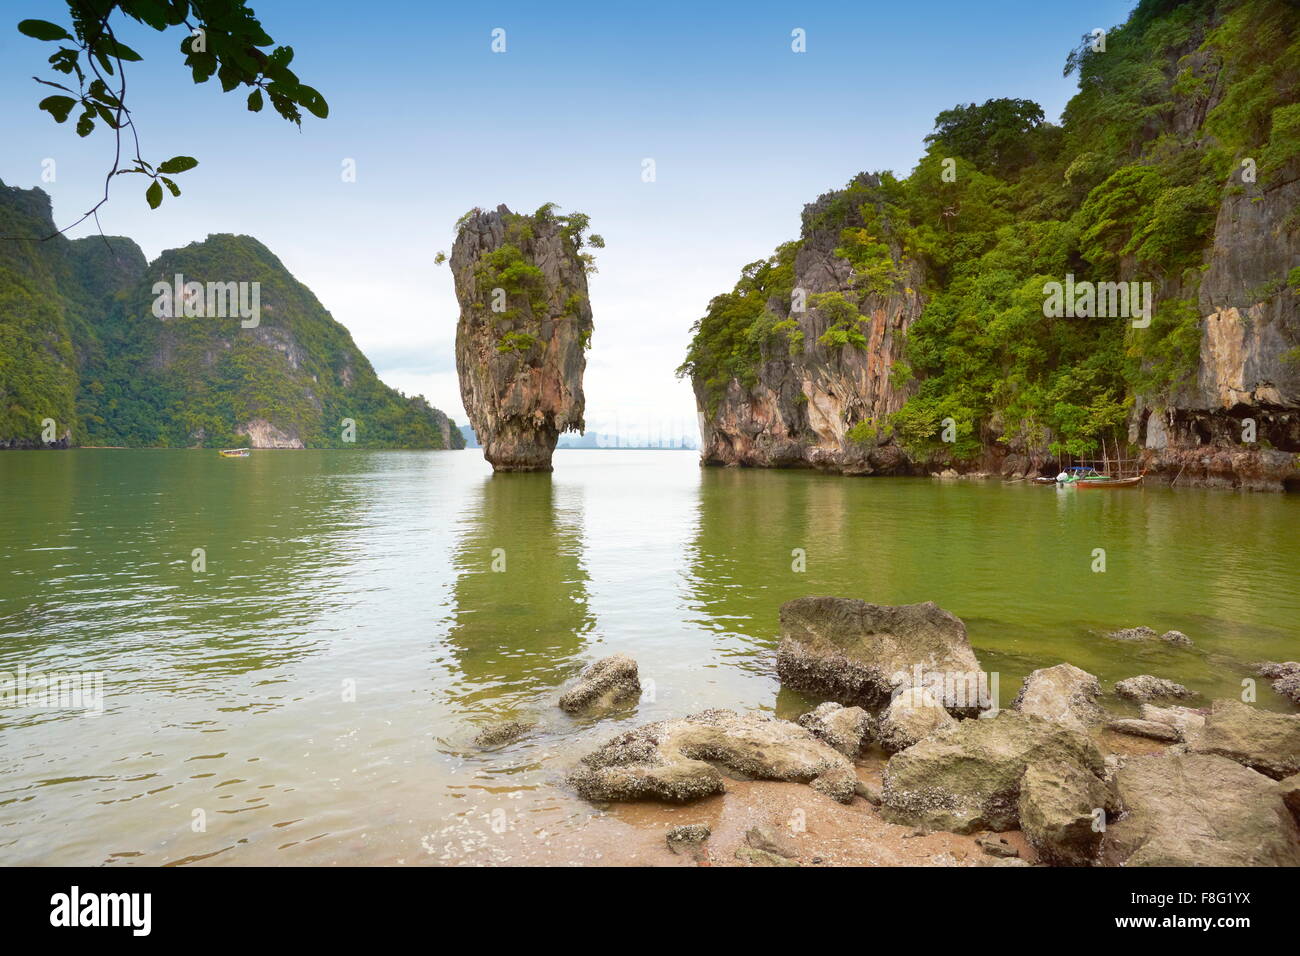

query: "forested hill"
left=680, top=0, right=1300, bottom=490
left=0, top=181, right=463, bottom=450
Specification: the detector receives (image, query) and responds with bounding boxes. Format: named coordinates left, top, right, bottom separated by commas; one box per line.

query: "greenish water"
left=0, top=449, right=1296, bottom=865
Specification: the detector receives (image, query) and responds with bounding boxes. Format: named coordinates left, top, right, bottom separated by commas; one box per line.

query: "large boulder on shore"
left=877, top=686, right=956, bottom=753
left=797, top=701, right=872, bottom=756
left=880, top=711, right=1107, bottom=834
left=1011, top=663, right=1104, bottom=734
left=776, top=598, right=984, bottom=712
left=1018, top=760, right=1112, bottom=867
left=568, top=709, right=856, bottom=804
left=1101, top=752, right=1300, bottom=866
left=558, top=654, right=641, bottom=715
left=1188, top=698, right=1300, bottom=780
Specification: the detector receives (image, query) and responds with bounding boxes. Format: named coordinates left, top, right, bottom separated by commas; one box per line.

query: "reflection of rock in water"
left=444, top=474, right=592, bottom=710
left=686, top=470, right=899, bottom=658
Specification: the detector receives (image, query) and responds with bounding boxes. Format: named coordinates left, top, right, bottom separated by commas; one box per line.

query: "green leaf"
left=33, top=77, right=75, bottom=93
left=75, top=109, right=94, bottom=138
left=157, top=156, right=198, bottom=174
left=217, top=64, right=241, bottom=93
left=160, top=176, right=181, bottom=197
left=146, top=180, right=163, bottom=210
left=38, top=94, right=76, bottom=123
left=99, top=37, right=143, bottom=63
left=247, top=88, right=264, bottom=112
left=93, top=102, right=121, bottom=129
left=88, top=78, right=121, bottom=108
left=126, top=0, right=171, bottom=30
left=18, top=19, right=72, bottom=42
left=298, top=85, right=328, bottom=119
left=188, top=52, right=218, bottom=83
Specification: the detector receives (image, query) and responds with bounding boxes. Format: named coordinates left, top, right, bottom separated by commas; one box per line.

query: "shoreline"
left=541, top=605, right=1300, bottom=867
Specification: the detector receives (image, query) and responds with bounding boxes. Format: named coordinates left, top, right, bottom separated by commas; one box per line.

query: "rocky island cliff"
left=681, top=0, right=1300, bottom=491
left=451, top=204, right=599, bottom=471
left=0, top=181, right=462, bottom=450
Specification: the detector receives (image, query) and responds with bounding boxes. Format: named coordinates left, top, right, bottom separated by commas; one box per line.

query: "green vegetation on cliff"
left=454, top=202, right=602, bottom=355
left=681, top=0, right=1299, bottom=458
left=0, top=187, right=81, bottom=444
left=0, top=182, right=463, bottom=449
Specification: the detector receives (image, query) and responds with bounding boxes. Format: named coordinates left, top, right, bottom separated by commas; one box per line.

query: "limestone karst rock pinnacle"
left=451, top=203, right=597, bottom=471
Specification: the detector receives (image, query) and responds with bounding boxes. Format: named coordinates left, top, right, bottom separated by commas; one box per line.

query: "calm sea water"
left=0, top=449, right=1296, bottom=865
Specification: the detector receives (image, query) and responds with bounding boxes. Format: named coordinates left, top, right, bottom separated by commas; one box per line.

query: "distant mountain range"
left=0, top=181, right=463, bottom=450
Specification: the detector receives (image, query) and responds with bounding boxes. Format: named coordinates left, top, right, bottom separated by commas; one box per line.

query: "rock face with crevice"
left=451, top=205, right=594, bottom=471
left=684, top=12, right=1300, bottom=492
left=691, top=176, right=926, bottom=475
left=1101, top=752, right=1300, bottom=867
left=1188, top=698, right=1300, bottom=780
left=1134, top=161, right=1300, bottom=492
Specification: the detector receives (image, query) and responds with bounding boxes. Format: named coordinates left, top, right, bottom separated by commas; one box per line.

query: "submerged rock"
left=1188, top=698, right=1300, bottom=780
left=473, top=719, right=537, bottom=747
left=1258, top=661, right=1300, bottom=706
left=451, top=204, right=597, bottom=471
left=880, top=711, right=1107, bottom=834
left=1107, top=626, right=1159, bottom=642
left=1114, top=675, right=1194, bottom=702
left=776, top=597, right=985, bottom=712
left=877, top=685, right=956, bottom=753
left=558, top=654, right=641, bottom=716
left=1102, top=752, right=1300, bottom=866
left=1011, top=663, right=1105, bottom=734
left=1106, top=626, right=1192, bottom=646
left=568, top=709, right=855, bottom=804
left=797, top=701, right=872, bottom=756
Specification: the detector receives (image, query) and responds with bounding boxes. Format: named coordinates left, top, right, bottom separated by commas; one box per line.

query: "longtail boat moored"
left=1076, top=473, right=1144, bottom=489
left=219, top=448, right=251, bottom=458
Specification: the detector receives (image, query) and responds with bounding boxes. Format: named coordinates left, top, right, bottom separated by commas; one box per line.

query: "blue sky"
left=1, top=0, right=1139, bottom=435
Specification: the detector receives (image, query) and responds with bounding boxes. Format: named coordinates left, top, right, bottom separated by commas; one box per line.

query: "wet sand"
left=463, top=752, right=1033, bottom=867
left=420, top=732, right=1171, bottom=867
